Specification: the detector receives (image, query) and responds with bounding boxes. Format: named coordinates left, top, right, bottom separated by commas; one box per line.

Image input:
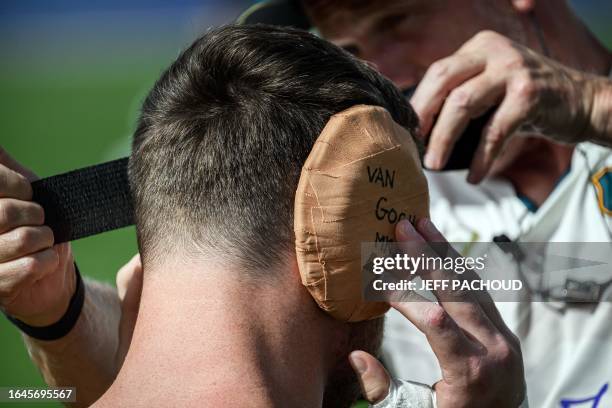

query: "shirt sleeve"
left=370, top=378, right=435, bottom=408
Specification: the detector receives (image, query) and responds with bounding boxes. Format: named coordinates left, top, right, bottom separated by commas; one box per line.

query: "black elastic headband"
left=31, top=157, right=134, bottom=243
left=31, top=0, right=309, bottom=243
left=237, top=0, right=311, bottom=30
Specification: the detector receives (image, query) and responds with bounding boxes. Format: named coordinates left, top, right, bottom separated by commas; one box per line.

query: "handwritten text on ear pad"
left=294, top=105, right=430, bottom=322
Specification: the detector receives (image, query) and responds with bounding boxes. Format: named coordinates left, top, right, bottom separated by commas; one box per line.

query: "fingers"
left=116, top=253, right=143, bottom=302
left=467, top=90, right=528, bottom=183
left=410, top=31, right=547, bottom=176
left=390, top=300, right=478, bottom=372
left=414, top=218, right=487, bottom=289
left=411, top=219, right=512, bottom=337
left=0, top=199, right=45, bottom=234
left=395, top=220, right=474, bottom=303
left=395, top=219, right=500, bottom=342
left=425, top=75, right=504, bottom=170
left=411, top=54, right=486, bottom=139
left=115, top=253, right=143, bottom=369
left=0, top=226, right=54, bottom=262
left=0, top=248, right=59, bottom=304
left=0, top=164, right=33, bottom=200
left=349, top=350, right=391, bottom=404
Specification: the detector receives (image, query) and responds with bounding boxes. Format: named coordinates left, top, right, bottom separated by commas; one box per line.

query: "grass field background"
left=0, top=1, right=610, bottom=407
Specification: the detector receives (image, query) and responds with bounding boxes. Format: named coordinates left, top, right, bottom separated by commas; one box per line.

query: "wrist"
left=6, top=264, right=85, bottom=341
left=15, top=262, right=77, bottom=327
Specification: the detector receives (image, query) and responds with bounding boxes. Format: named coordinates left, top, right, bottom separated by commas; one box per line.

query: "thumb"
left=349, top=350, right=391, bottom=404
left=115, top=253, right=143, bottom=370
left=116, top=253, right=143, bottom=302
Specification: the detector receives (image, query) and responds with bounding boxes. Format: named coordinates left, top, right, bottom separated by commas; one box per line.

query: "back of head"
left=129, top=24, right=417, bottom=273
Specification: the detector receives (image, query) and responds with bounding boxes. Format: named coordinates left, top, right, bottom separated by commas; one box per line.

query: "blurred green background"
left=0, top=1, right=610, bottom=407
left=0, top=2, right=250, bottom=406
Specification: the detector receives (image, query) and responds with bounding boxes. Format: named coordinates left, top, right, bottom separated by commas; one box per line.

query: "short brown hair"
left=129, top=24, right=417, bottom=272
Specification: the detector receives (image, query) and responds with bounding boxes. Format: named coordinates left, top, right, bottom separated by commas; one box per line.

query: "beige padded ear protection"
left=294, top=105, right=430, bottom=322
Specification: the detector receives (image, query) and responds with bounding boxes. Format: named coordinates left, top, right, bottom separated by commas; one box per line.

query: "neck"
left=97, top=255, right=338, bottom=408
left=500, top=138, right=574, bottom=207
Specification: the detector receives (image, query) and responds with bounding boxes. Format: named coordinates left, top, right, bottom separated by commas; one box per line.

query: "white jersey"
left=383, top=142, right=612, bottom=408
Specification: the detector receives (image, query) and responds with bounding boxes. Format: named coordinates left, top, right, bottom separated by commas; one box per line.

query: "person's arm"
left=409, top=30, right=612, bottom=183
left=23, top=279, right=121, bottom=407
left=0, top=147, right=140, bottom=407
left=22, top=254, right=142, bottom=408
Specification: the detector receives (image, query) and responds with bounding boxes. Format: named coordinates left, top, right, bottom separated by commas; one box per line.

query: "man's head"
left=129, top=24, right=416, bottom=269
left=128, top=24, right=415, bottom=406
left=302, top=0, right=584, bottom=178
left=303, top=0, right=573, bottom=88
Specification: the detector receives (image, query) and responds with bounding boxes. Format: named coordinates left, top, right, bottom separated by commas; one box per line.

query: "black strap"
left=4, top=158, right=134, bottom=339
left=6, top=264, right=85, bottom=341
left=31, top=157, right=134, bottom=243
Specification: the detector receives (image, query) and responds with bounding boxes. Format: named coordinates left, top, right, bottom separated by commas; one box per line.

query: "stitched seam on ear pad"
left=309, top=203, right=328, bottom=304
left=311, top=134, right=389, bottom=163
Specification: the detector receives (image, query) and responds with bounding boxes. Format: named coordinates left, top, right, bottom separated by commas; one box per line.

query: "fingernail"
left=421, top=217, right=439, bottom=235
left=423, top=152, right=438, bottom=169
left=349, top=354, right=367, bottom=375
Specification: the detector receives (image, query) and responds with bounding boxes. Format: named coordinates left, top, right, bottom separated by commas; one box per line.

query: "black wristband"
left=4, top=264, right=85, bottom=341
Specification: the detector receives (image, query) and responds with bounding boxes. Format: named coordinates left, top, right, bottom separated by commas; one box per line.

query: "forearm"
left=23, top=279, right=121, bottom=407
